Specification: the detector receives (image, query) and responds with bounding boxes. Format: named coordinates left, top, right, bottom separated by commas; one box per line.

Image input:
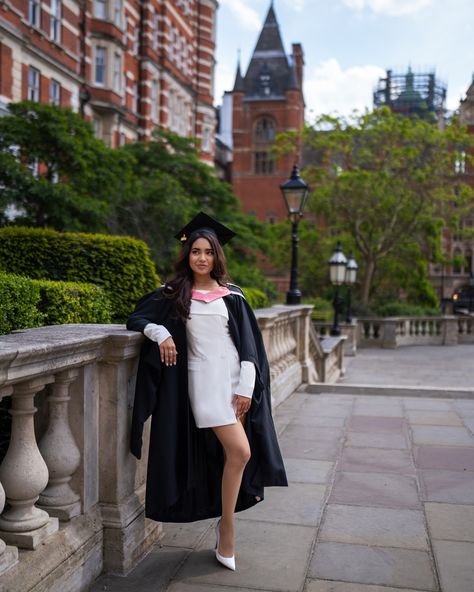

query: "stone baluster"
left=0, top=377, right=58, bottom=549
left=0, top=387, right=19, bottom=575
left=38, top=369, right=81, bottom=521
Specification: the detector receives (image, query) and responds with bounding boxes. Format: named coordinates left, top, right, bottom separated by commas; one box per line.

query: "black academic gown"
left=127, top=284, right=288, bottom=523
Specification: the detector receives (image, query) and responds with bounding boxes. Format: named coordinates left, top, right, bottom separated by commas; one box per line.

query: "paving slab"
left=463, top=416, right=474, bottom=433
left=319, top=504, right=428, bottom=549
left=433, top=540, right=474, bottom=592
left=305, top=581, right=426, bottom=592
left=90, top=546, right=189, bottom=592
left=414, top=445, right=474, bottom=471
left=287, top=415, right=347, bottom=427
left=349, top=415, right=406, bottom=432
left=406, top=409, right=463, bottom=426
left=411, top=425, right=474, bottom=446
left=345, top=430, right=408, bottom=449
left=329, top=471, right=421, bottom=508
left=280, top=424, right=344, bottom=443
left=339, top=446, right=415, bottom=474
left=238, top=482, right=326, bottom=526
left=172, top=521, right=315, bottom=592
left=403, top=398, right=454, bottom=411
left=352, top=404, right=404, bottom=417
left=309, top=542, right=437, bottom=590
left=421, top=469, right=474, bottom=503
left=425, top=502, right=474, bottom=542
left=283, top=458, right=335, bottom=484
left=279, top=435, right=342, bottom=460
left=160, top=520, right=214, bottom=549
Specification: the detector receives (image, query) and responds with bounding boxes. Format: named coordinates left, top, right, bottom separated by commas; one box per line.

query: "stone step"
left=306, top=382, right=474, bottom=399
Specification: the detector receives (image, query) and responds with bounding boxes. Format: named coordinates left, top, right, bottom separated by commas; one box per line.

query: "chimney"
left=291, top=43, right=304, bottom=90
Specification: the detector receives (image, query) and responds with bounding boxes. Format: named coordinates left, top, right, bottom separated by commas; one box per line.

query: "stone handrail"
left=0, top=305, right=321, bottom=590
left=314, top=316, right=474, bottom=349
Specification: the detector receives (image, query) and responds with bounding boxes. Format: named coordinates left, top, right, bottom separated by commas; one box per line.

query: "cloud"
left=219, top=0, right=261, bottom=31
left=282, top=0, right=307, bottom=10
left=343, top=0, right=431, bottom=16
left=304, top=58, right=386, bottom=117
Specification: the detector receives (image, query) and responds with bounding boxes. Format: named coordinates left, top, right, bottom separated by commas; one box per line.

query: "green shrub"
left=0, top=227, right=158, bottom=321
left=242, top=287, right=270, bottom=309
left=374, top=301, right=440, bottom=317
left=33, top=279, right=112, bottom=325
left=304, top=297, right=334, bottom=321
left=0, top=272, right=44, bottom=334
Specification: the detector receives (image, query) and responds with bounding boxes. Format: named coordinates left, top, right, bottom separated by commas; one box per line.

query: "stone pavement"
left=91, top=348, right=474, bottom=592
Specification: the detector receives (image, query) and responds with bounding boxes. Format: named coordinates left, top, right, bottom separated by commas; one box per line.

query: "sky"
left=214, top=0, right=474, bottom=120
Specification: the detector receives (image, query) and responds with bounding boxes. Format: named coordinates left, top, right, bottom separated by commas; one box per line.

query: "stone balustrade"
left=0, top=304, right=323, bottom=591
left=314, top=315, right=474, bottom=350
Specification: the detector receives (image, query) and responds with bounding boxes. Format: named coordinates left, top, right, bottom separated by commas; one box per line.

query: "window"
left=455, top=150, right=466, bottom=174
left=28, top=66, right=40, bottom=102
left=169, top=27, right=174, bottom=62
left=151, top=79, right=159, bottom=121
left=50, top=79, right=61, bottom=105
left=113, top=53, right=121, bottom=93
left=153, top=13, right=159, bottom=51
left=94, top=0, right=107, bottom=19
left=183, top=45, right=188, bottom=75
left=255, top=151, right=274, bottom=174
left=202, top=126, right=211, bottom=152
left=113, top=0, right=122, bottom=27
left=133, top=28, right=139, bottom=55
left=119, top=132, right=126, bottom=146
left=93, top=117, right=103, bottom=137
left=254, top=117, right=275, bottom=142
left=254, top=117, right=275, bottom=174
left=50, top=0, right=61, bottom=42
left=132, top=82, right=138, bottom=113
left=28, top=0, right=40, bottom=27
left=95, top=47, right=106, bottom=85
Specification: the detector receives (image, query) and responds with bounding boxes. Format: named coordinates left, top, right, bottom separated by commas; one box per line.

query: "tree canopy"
left=0, top=103, right=272, bottom=293
left=275, top=107, right=474, bottom=306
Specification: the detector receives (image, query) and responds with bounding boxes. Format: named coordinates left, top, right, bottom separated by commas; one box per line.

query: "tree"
left=297, top=108, right=474, bottom=305
left=112, top=130, right=274, bottom=293
left=0, top=101, right=133, bottom=230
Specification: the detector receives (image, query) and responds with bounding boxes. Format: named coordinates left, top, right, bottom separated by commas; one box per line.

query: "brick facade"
left=0, top=0, right=217, bottom=160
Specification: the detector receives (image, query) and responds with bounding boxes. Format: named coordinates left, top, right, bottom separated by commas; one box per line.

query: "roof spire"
left=233, top=52, right=244, bottom=92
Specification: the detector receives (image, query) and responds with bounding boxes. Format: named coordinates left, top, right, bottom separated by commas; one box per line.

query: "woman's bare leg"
left=212, top=421, right=250, bottom=557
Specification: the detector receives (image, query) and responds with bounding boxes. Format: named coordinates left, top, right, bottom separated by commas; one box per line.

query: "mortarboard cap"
left=174, top=212, right=236, bottom=246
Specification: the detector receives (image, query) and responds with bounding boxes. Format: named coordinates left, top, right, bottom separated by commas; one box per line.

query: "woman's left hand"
left=234, top=394, right=251, bottom=419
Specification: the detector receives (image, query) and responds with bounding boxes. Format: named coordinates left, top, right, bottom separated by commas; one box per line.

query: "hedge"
left=0, top=227, right=159, bottom=321
left=32, top=279, right=112, bottom=325
left=0, top=272, right=112, bottom=334
left=0, top=272, right=44, bottom=334
left=242, top=287, right=269, bottom=309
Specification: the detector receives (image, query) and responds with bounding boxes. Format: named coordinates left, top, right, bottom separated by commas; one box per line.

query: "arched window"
left=453, top=248, right=463, bottom=274
left=253, top=117, right=275, bottom=175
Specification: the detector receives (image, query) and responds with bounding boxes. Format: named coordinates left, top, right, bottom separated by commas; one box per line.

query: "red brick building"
left=0, top=0, right=217, bottom=162
left=227, top=3, right=305, bottom=222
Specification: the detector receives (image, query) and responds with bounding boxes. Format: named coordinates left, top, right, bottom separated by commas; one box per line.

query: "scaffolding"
left=374, top=68, right=447, bottom=121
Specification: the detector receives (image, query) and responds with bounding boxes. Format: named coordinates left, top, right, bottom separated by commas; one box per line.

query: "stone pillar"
left=0, top=387, right=19, bottom=575
left=382, top=319, right=398, bottom=348
left=0, top=377, right=59, bottom=549
left=38, top=369, right=81, bottom=521
left=98, top=335, right=161, bottom=575
left=443, top=316, right=459, bottom=345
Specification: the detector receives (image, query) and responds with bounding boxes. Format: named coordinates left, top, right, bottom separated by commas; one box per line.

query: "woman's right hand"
left=159, top=336, right=178, bottom=366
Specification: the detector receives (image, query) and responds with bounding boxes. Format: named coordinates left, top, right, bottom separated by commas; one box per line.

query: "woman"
left=127, top=212, right=287, bottom=571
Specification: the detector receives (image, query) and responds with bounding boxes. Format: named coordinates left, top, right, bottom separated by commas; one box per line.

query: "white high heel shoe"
left=215, top=519, right=236, bottom=571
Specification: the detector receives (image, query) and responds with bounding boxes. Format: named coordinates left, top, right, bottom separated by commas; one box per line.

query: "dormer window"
left=259, top=73, right=271, bottom=96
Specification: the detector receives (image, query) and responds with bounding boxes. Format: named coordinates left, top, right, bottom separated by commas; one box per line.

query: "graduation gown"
left=127, top=284, right=288, bottom=523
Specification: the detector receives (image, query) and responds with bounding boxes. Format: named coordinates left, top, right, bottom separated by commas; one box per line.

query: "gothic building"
left=0, top=0, right=217, bottom=162
left=222, top=3, right=305, bottom=222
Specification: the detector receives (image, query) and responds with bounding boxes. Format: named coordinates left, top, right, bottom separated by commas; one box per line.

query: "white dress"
left=186, top=290, right=255, bottom=428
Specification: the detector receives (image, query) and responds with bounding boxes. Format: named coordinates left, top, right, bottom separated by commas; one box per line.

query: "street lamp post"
left=345, top=253, right=358, bottom=323
left=329, top=242, right=347, bottom=336
left=280, top=165, right=309, bottom=305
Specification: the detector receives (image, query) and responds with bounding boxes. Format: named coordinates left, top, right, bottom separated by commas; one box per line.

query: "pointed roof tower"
left=233, top=59, right=244, bottom=92
left=240, top=2, right=294, bottom=99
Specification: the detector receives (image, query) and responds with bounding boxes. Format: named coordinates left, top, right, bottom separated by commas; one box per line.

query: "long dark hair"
left=164, top=228, right=230, bottom=321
